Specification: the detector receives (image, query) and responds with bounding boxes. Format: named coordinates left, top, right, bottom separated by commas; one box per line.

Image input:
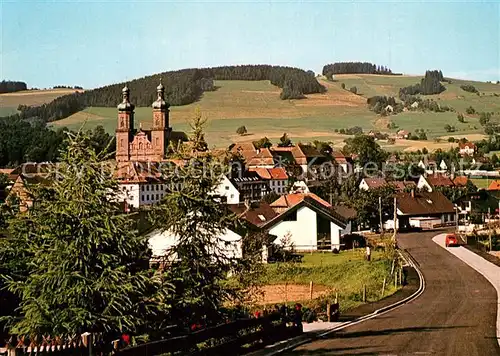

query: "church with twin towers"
left=115, top=82, right=173, bottom=163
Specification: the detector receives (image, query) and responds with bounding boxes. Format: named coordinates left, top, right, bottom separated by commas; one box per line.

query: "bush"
left=457, top=113, right=465, bottom=123
left=466, top=106, right=475, bottom=115
left=444, top=124, right=456, bottom=133
left=236, top=126, right=247, bottom=135
left=479, top=112, right=492, bottom=126
left=448, top=137, right=455, bottom=142
left=350, top=86, right=358, bottom=95
left=460, top=84, right=478, bottom=94
left=341, top=83, right=346, bottom=90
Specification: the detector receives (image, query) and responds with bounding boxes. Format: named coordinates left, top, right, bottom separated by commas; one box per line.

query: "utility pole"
left=488, top=207, right=492, bottom=252
left=392, top=196, right=397, bottom=245
left=379, top=196, right=384, bottom=236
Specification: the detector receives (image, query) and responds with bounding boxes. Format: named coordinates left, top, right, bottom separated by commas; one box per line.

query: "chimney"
left=411, top=189, right=415, bottom=198
left=244, top=198, right=251, bottom=210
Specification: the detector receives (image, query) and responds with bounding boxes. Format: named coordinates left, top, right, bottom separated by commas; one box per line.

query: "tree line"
left=0, top=116, right=114, bottom=167
left=0, top=81, right=27, bottom=94
left=399, top=70, right=445, bottom=98
left=322, top=62, right=395, bottom=79
left=4, top=65, right=325, bottom=125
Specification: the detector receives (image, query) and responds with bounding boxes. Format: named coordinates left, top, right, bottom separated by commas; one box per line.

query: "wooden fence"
left=1, top=314, right=299, bottom=356
left=116, top=313, right=299, bottom=356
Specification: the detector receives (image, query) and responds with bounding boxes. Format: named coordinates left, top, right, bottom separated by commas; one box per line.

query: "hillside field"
left=6, top=76, right=500, bottom=150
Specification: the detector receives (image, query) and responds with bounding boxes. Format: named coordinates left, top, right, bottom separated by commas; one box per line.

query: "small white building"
left=459, top=142, right=476, bottom=157
left=214, top=175, right=240, bottom=204
left=359, top=177, right=387, bottom=191
left=267, top=193, right=347, bottom=251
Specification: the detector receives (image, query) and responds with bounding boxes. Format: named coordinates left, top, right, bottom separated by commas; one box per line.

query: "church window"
left=139, top=142, right=143, bottom=150
left=156, top=137, right=159, bottom=146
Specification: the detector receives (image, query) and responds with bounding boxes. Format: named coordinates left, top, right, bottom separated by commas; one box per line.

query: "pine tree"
left=150, top=115, right=246, bottom=326
left=1, top=132, right=169, bottom=336
left=278, top=133, right=293, bottom=147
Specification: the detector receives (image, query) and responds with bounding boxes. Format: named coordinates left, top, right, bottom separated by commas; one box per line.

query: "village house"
left=396, top=130, right=409, bottom=140
left=385, top=190, right=456, bottom=230
left=267, top=193, right=350, bottom=251
left=249, top=167, right=289, bottom=195
left=455, top=190, right=500, bottom=221
left=214, top=175, right=241, bottom=205
left=417, top=173, right=454, bottom=192
left=230, top=170, right=269, bottom=202
left=7, top=162, right=54, bottom=212
left=359, top=177, right=387, bottom=191
left=459, top=142, right=476, bottom=157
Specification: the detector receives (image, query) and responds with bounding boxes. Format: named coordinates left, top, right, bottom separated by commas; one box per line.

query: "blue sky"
left=1, top=0, right=499, bottom=89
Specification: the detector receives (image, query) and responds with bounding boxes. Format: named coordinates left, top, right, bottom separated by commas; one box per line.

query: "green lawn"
left=471, top=178, right=493, bottom=190
left=261, top=249, right=400, bottom=312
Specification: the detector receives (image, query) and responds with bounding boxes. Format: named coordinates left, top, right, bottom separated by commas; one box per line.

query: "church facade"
left=115, top=83, right=172, bottom=162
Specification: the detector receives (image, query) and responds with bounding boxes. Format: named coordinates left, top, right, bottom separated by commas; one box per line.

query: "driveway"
left=285, top=230, right=500, bottom=355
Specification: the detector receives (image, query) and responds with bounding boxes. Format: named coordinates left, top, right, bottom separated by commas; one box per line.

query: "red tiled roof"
left=390, top=180, right=416, bottom=191
left=248, top=167, right=288, bottom=180
left=228, top=202, right=278, bottom=227
left=453, top=176, right=469, bottom=187
left=488, top=180, right=500, bottom=191
left=459, top=142, right=476, bottom=149
left=268, top=167, right=288, bottom=180
left=270, top=193, right=332, bottom=209
left=362, top=178, right=387, bottom=189
left=426, top=174, right=454, bottom=187
left=247, top=148, right=274, bottom=166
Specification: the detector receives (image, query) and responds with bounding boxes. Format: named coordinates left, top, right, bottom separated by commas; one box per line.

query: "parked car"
left=445, top=233, right=459, bottom=247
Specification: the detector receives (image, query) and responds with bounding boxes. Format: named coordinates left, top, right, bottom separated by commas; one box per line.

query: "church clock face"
left=120, top=118, right=125, bottom=128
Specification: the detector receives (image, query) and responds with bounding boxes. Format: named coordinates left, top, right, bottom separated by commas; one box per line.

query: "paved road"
left=287, top=230, right=500, bottom=355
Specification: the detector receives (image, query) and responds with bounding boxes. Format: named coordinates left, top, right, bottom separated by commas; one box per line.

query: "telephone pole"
left=379, top=196, right=384, bottom=235
left=392, top=196, right=398, bottom=245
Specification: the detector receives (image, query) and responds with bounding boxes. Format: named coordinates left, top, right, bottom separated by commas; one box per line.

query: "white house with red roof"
left=249, top=167, right=289, bottom=194
left=265, top=193, right=349, bottom=251
left=459, top=142, right=476, bottom=156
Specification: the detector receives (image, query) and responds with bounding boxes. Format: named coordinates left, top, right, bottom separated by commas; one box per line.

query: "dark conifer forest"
left=0, top=80, right=27, bottom=94
left=322, top=62, right=395, bottom=77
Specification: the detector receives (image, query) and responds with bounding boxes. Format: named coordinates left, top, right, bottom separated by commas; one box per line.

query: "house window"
left=225, top=186, right=229, bottom=190
left=156, top=185, right=159, bottom=191
left=146, top=186, right=149, bottom=191
left=156, top=194, right=159, bottom=200
left=141, top=186, right=144, bottom=191
left=146, top=195, right=149, bottom=200
left=141, top=195, right=144, bottom=201
left=230, top=194, right=234, bottom=198
left=284, top=210, right=297, bottom=221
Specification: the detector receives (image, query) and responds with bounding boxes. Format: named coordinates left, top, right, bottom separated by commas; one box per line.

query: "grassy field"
left=0, top=88, right=80, bottom=111
left=470, top=178, right=494, bottom=189
left=259, top=249, right=399, bottom=312
left=7, top=75, right=500, bottom=150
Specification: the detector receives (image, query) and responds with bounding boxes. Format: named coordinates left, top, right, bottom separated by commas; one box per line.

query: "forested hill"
left=0, top=80, right=27, bottom=94
left=5, top=65, right=325, bottom=124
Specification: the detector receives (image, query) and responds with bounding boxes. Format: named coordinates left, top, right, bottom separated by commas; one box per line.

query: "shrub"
left=350, top=86, right=358, bottom=95
left=460, top=84, right=478, bottom=94
left=457, top=113, right=465, bottom=123
left=236, top=125, right=247, bottom=135
left=341, top=83, right=346, bottom=90
left=466, top=106, right=476, bottom=115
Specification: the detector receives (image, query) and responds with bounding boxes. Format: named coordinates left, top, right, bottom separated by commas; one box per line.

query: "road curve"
left=286, top=230, right=500, bottom=355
